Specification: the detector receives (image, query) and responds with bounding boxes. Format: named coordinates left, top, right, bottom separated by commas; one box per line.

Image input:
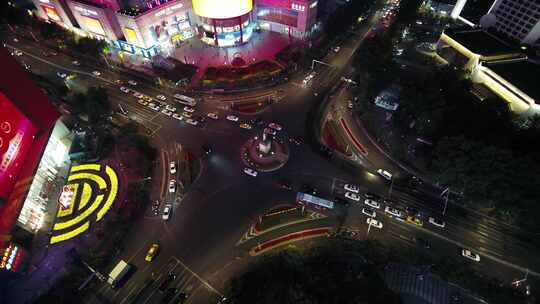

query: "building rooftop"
left=486, top=60, right=540, bottom=104
left=445, top=29, right=520, bottom=57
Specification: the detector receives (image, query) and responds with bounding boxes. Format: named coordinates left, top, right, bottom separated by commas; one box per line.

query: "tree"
left=225, top=242, right=401, bottom=304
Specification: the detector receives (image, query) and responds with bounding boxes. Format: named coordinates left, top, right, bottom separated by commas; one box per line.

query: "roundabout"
left=240, top=132, right=290, bottom=172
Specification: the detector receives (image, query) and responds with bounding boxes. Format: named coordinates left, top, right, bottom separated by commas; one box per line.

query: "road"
left=2, top=1, right=538, bottom=302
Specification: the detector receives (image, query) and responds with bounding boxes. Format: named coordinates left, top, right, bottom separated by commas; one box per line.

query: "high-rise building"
left=487, top=0, right=540, bottom=46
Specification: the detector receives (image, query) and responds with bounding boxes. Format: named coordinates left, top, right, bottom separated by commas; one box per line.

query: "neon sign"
left=154, top=4, right=184, bottom=17
left=74, top=6, right=98, bottom=16
left=0, top=243, right=22, bottom=271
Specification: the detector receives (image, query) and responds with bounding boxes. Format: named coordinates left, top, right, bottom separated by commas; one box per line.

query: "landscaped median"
left=249, top=227, right=332, bottom=256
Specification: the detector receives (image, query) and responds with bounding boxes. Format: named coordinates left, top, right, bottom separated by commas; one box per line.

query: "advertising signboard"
left=193, top=0, right=253, bottom=19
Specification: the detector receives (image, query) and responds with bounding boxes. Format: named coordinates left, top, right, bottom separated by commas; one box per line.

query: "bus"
left=174, top=94, right=197, bottom=106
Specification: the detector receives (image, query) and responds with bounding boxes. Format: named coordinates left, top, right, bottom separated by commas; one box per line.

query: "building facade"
left=31, top=0, right=319, bottom=57
left=487, top=0, right=540, bottom=46
left=0, top=49, right=72, bottom=249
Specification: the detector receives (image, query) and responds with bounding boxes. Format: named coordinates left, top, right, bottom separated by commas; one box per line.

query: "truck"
left=107, top=260, right=131, bottom=288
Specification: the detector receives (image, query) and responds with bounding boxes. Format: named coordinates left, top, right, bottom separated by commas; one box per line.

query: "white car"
left=148, top=104, right=160, bottom=111
left=207, top=112, right=219, bottom=120
left=170, top=162, right=176, bottom=174
left=172, top=113, right=183, bottom=121
left=165, top=104, right=176, bottom=112
left=428, top=217, right=446, bottom=228
left=120, top=86, right=130, bottom=93
left=364, top=199, right=381, bottom=209
left=162, top=204, right=172, bottom=221
left=366, top=218, right=383, bottom=229
left=14, top=50, right=23, bottom=56
left=461, top=249, right=480, bottom=262
left=268, top=122, right=282, bottom=131
left=72, top=60, right=80, bottom=66
left=186, top=118, right=198, bottom=126
left=156, top=94, right=167, bottom=101
left=384, top=206, right=403, bottom=218
left=168, top=180, right=176, bottom=193
left=345, top=192, right=360, bottom=202
left=133, top=92, right=143, bottom=98
left=333, top=46, right=341, bottom=53
left=183, top=106, right=195, bottom=113
left=243, top=167, right=258, bottom=177
left=362, top=208, right=376, bottom=218
left=57, top=72, right=67, bottom=78
left=161, top=109, right=172, bottom=116
left=128, top=80, right=137, bottom=86
left=263, top=128, right=276, bottom=136
left=226, top=115, right=239, bottom=122
left=92, top=70, right=101, bottom=76
left=344, top=184, right=359, bottom=193
left=377, top=169, right=392, bottom=180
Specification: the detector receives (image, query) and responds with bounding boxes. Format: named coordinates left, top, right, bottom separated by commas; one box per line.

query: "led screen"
left=0, top=92, right=37, bottom=200
left=81, top=16, right=106, bottom=36
left=41, top=5, right=61, bottom=22
left=192, top=0, right=253, bottom=19
left=124, top=27, right=138, bottom=45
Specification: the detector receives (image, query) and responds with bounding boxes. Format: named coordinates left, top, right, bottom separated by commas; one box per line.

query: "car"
left=362, top=208, right=376, bottom=218
left=172, top=113, right=183, bottom=121
left=161, top=109, right=172, bottom=116
left=49, top=51, right=58, bottom=56
left=377, top=169, right=392, bottom=180
left=406, top=216, right=423, bottom=227
left=141, top=95, right=153, bottom=102
left=344, top=184, right=359, bottom=193
left=348, top=100, right=353, bottom=109
left=385, top=206, right=403, bottom=218
left=23, top=63, right=30, bottom=70
left=207, top=112, right=219, bottom=120
left=202, top=144, right=212, bottom=154
left=183, top=106, right=195, bottom=113
left=268, top=122, right=282, bottom=131
left=243, top=167, right=258, bottom=177
left=156, top=94, right=167, bottom=101
left=159, top=272, right=177, bottom=291
left=165, top=104, right=176, bottom=112
left=345, top=192, right=361, bottom=202
left=92, top=70, right=101, bottom=76
left=145, top=243, right=159, bottom=262
left=383, top=199, right=396, bottom=205
left=333, top=46, right=341, bottom=53
left=168, top=180, right=176, bottom=193
left=366, top=218, right=383, bottom=229
left=182, top=112, right=192, bottom=118
left=120, top=86, right=130, bottom=93
left=13, top=38, right=19, bottom=42
left=461, top=249, right=480, bottom=262
left=226, top=115, right=239, bottom=122
left=170, top=162, right=176, bottom=174
left=138, top=100, right=149, bottom=106
left=428, top=217, right=445, bottom=228
left=128, top=80, right=137, bottom=86
left=72, top=60, right=80, bottom=66
left=162, top=204, right=172, bottom=220
left=148, top=104, right=160, bottom=111
left=278, top=179, right=293, bottom=190
left=57, top=72, right=67, bottom=78
left=301, top=184, right=318, bottom=195
left=14, top=50, right=23, bottom=56
left=364, top=199, right=381, bottom=209
left=186, top=118, right=198, bottom=126
left=133, top=92, right=143, bottom=98
left=239, top=123, right=252, bottom=130
left=263, top=128, right=276, bottom=136
left=364, top=192, right=378, bottom=199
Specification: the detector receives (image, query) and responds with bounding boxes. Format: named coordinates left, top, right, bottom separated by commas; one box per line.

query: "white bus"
left=174, top=94, right=197, bottom=106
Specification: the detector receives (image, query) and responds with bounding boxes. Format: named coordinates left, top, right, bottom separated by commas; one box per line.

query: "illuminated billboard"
left=41, top=5, right=62, bottom=22
left=0, top=92, right=37, bottom=200
left=81, top=16, right=106, bottom=36
left=192, top=0, right=253, bottom=19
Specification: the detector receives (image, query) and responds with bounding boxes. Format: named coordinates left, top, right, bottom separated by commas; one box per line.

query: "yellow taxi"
left=182, top=112, right=193, bottom=118
left=138, top=99, right=149, bottom=106
left=141, top=95, right=153, bottom=102
left=406, top=216, right=423, bottom=227
left=145, top=243, right=159, bottom=262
